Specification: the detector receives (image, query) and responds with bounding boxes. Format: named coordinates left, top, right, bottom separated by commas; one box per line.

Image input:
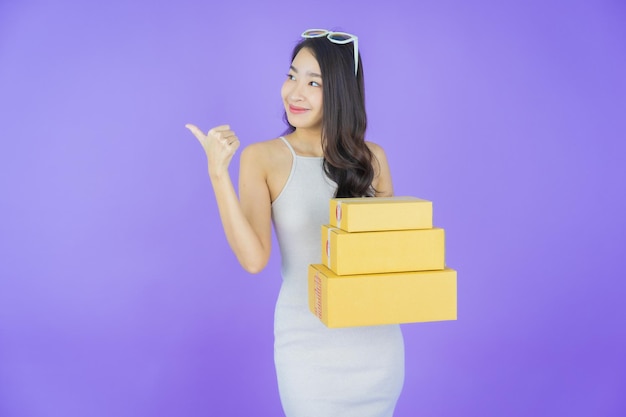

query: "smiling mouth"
left=289, top=105, right=308, bottom=114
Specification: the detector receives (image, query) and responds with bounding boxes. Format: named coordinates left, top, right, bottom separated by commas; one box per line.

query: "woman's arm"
left=186, top=124, right=272, bottom=274
left=367, top=141, right=394, bottom=197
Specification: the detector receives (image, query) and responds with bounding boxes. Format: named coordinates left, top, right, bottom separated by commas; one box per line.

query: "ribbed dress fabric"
left=271, top=137, right=405, bottom=417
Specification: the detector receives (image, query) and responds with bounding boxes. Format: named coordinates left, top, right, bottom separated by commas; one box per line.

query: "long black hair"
left=283, top=35, right=376, bottom=198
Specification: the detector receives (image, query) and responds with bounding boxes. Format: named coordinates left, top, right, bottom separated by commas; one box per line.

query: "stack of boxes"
left=308, top=196, right=457, bottom=328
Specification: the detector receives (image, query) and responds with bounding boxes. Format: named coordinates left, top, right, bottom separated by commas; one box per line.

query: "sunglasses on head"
left=301, top=29, right=359, bottom=76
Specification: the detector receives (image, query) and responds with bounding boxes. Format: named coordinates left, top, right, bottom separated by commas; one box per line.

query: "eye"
left=310, top=81, right=321, bottom=87
left=286, top=73, right=296, bottom=81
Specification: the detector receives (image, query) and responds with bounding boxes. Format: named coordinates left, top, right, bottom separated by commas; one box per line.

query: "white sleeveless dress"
left=271, top=136, right=405, bottom=417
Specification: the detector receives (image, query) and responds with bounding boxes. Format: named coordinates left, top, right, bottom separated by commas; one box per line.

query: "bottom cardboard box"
left=308, top=264, right=457, bottom=328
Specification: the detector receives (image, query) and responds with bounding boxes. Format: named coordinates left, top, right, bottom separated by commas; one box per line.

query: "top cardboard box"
left=329, top=196, right=433, bottom=232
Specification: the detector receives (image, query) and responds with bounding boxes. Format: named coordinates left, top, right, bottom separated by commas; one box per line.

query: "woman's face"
left=281, top=47, right=323, bottom=131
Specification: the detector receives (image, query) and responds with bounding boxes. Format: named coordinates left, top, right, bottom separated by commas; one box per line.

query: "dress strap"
left=279, top=136, right=297, bottom=158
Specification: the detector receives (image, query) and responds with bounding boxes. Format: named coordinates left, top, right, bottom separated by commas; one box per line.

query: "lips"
left=289, top=104, right=308, bottom=114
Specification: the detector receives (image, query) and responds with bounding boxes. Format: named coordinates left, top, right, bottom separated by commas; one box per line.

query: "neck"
left=287, top=127, right=324, bottom=157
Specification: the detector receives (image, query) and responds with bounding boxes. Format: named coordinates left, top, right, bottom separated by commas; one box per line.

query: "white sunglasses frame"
left=301, top=29, right=359, bottom=76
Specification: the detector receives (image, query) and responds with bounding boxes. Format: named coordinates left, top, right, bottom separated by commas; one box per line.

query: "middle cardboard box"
left=322, top=224, right=445, bottom=276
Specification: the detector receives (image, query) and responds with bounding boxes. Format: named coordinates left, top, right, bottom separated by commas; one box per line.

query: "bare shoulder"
left=365, top=140, right=391, bottom=170
left=241, top=137, right=282, bottom=158
left=240, top=137, right=293, bottom=201
left=240, top=137, right=289, bottom=167
left=365, top=140, right=394, bottom=197
left=365, top=140, right=385, bottom=152
left=366, top=140, right=386, bottom=157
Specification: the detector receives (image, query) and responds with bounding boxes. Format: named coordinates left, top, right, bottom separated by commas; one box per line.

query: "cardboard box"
left=329, top=196, right=433, bottom=232
left=322, top=225, right=445, bottom=275
left=308, top=264, right=457, bottom=328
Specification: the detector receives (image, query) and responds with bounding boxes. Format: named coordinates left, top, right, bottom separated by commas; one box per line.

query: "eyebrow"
left=290, top=65, right=322, bottom=78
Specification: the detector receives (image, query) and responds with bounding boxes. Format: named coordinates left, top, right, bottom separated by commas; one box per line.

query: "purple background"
left=1, top=0, right=625, bottom=416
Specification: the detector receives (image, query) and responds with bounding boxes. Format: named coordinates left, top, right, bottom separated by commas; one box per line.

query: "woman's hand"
left=185, top=124, right=240, bottom=179
left=184, top=123, right=270, bottom=273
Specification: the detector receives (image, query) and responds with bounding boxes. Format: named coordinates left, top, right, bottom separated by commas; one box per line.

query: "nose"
left=287, top=81, right=305, bottom=102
